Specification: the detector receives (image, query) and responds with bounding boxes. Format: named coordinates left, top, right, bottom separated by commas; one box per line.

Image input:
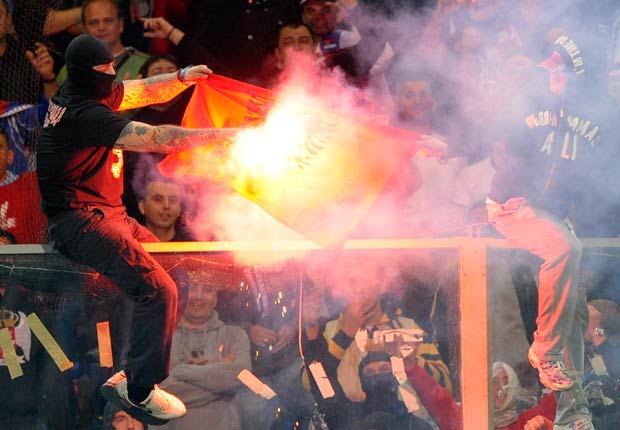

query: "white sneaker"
left=528, top=347, right=574, bottom=391
left=554, top=417, right=595, bottom=430
left=115, top=377, right=187, bottom=420
left=101, top=371, right=186, bottom=424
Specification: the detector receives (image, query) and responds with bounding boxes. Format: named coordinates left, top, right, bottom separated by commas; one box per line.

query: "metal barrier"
left=3, top=237, right=620, bottom=430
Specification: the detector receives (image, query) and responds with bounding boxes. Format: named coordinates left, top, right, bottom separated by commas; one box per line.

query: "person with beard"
left=484, top=34, right=618, bottom=430
left=36, top=33, right=234, bottom=425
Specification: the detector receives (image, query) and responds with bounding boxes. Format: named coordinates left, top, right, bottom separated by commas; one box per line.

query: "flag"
left=158, top=75, right=419, bottom=248
left=158, top=75, right=275, bottom=181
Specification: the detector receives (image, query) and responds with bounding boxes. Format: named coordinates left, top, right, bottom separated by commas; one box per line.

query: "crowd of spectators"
left=3, top=0, right=620, bottom=429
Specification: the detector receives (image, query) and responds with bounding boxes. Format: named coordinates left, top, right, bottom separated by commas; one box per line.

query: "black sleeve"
left=73, top=103, right=131, bottom=148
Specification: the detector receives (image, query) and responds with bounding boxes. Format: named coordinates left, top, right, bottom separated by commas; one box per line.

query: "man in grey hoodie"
left=158, top=260, right=252, bottom=430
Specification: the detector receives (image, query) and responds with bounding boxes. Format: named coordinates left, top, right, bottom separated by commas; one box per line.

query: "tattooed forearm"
left=114, top=121, right=239, bottom=153
left=117, top=72, right=192, bottom=111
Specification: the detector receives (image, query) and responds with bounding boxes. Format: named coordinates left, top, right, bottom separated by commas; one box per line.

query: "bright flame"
left=229, top=95, right=310, bottom=177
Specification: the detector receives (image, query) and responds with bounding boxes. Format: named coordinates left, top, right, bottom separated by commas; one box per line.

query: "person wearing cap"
left=400, top=357, right=559, bottom=430
left=36, top=33, right=234, bottom=424
left=485, top=33, right=620, bottom=430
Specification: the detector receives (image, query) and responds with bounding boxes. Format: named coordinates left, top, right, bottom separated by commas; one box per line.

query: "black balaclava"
left=65, top=34, right=116, bottom=99
left=359, top=351, right=408, bottom=417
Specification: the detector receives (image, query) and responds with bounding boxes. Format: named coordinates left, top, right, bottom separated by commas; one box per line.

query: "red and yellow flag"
left=158, top=75, right=419, bottom=248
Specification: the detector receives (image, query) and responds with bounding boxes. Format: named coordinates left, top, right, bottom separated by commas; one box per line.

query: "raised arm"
left=117, top=64, right=211, bottom=111
left=42, top=7, right=82, bottom=36
left=114, top=121, right=238, bottom=154
left=140, top=17, right=230, bottom=75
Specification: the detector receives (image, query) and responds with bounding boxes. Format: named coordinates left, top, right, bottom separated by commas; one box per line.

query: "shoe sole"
left=101, top=379, right=170, bottom=426
left=528, top=348, right=573, bottom=391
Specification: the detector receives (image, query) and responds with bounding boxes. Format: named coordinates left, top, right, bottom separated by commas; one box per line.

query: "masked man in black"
left=37, top=34, right=233, bottom=425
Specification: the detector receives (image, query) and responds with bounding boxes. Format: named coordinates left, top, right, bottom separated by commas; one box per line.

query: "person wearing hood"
left=36, top=33, right=234, bottom=425
left=402, top=358, right=557, bottom=430
left=157, top=260, right=251, bottom=430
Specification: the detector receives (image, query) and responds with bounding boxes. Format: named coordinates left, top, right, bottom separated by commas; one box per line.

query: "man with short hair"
left=56, top=0, right=148, bottom=84
left=157, top=260, right=251, bottom=430
left=137, top=174, right=193, bottom=242
left=104, top=403, right=146, bottom=430
left=300, top=0, right=361, bottom=80
left=300, top=0, right=393, bottom=105
left=300, top=0, right=341, bottom=39
left=274, top=23, right=316, bottom=71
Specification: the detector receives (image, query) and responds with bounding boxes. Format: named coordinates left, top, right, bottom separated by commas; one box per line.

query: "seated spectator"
left=132, top=161, right=194, bottom=241
left=0, top=127, right=47, bottom=243
left=103, top=402, right=146, bottom=430
left=0, top=227, right=74, bottom=429
left=343, top=351, right=436, bottom=430
left=217, top=261, right=316, bottom=430
left=404, top=357, right=556, bottom=430
left=56, top=0, right=148, bottom=85
left=302, top=252, right=452, bottom=429
left=121, top=52, right=195, bottom=220
left=583, top=299, right=620, bottom=430
left=158, top=259, right=252, bottom=430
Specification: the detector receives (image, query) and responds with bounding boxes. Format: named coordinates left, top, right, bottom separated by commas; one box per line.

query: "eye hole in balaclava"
left=359, top=351, right=408, bottom=417
left=65, top=34, right=116, bottom=99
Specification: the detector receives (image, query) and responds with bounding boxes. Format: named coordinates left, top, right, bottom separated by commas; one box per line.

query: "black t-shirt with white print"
left=37, top=82, right=130, bottom=217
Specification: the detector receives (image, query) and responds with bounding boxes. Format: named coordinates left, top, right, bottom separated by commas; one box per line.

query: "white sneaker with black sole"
left=101, top=371, right=186, bottom=425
